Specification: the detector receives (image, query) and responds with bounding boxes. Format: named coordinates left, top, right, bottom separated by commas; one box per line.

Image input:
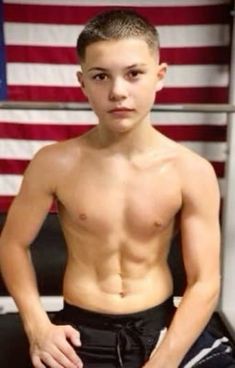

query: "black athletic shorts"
left=49, top=296, right=235, bottom=368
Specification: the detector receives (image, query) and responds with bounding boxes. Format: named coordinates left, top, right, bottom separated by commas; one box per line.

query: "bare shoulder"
left=173, top=142, right=220, bottom=203
left=27, top=134, right=88, bottom=177
left=158, top=133, right=215, bottom=178
left=21, top=135, right=87, bottom=195
left=176, top=143, right=215, bottom=176
left=158, top=132, right=219, bottom=204
left=32, top=136, right=83, bottom=168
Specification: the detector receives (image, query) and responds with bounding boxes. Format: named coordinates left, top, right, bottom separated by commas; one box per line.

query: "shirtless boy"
left=0, top=9, right=234, bottom=368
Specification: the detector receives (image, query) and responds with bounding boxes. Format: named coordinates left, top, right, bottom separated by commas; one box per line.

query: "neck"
left=94, top=116, right=159, bottom=157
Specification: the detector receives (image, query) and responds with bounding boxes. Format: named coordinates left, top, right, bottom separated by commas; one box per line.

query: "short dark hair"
left=76, top=9, right=160, bottom=61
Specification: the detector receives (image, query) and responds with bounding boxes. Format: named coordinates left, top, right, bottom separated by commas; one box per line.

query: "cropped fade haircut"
left=76, top=9, right=160, bottom=61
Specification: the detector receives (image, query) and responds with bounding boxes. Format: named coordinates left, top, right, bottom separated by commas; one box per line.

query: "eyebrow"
left=87, top=63, right=147, bottom=72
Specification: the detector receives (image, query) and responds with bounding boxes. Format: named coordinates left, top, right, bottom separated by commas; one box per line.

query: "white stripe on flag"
left=7, top=63, right=229, bottom=87
left=0, top=175, right=23, bottom=196
left=165, top=65, right=229, bottom=87
left=4, top=23, right=230, bottom=48
left=0, top=139, right=55, bottom=160
left=151, top=112, right=227, bottom=126
left=0, top=109, right=98, bottom=125
left=7, top=63, right=79, bottom=87
left=158, top=25, right=230, bottom=48
left=181, top=141, right=227, bottom=162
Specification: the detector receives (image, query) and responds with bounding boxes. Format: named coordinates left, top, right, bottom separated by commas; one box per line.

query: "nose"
left=109, top=78, right=127, bottom=101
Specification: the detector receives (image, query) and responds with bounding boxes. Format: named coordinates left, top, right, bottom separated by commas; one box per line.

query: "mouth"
left=108, top=107, right=134, bottom=113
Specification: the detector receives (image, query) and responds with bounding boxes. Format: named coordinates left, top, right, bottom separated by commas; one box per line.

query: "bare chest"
left=57, top=158, right=182, bottom=237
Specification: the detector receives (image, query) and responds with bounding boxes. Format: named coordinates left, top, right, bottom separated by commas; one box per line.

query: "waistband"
left=62, top=295, right=175, bottom=329
left=60, top=296, right=175, bottom=368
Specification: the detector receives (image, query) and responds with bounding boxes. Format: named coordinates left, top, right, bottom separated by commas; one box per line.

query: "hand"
left=30, top=322, right=83, bottom=368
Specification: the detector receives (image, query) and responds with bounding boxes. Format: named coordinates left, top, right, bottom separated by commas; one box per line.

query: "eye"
left=92, top=73, right=108, bottom=81
left=128, top=70, right=144, bottom=79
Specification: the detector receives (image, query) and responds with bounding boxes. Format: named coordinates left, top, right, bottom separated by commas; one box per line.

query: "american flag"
left=0, top=0, right=233, bottom=212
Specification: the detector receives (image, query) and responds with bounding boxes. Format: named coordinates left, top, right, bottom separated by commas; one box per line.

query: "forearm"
left=150, top=280, right=220, bottom=367
left=0, top=242, right=51, bottom=338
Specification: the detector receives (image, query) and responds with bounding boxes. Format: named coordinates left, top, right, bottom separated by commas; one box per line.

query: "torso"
left=54, top=129, right=183, bottom=313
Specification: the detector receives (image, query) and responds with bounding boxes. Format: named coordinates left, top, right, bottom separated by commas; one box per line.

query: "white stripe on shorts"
left=183, top=336, right=230, bottom=368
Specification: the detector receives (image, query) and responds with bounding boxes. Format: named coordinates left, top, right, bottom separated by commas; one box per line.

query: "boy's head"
left=76, top=9, right=160, bottom=62
left=76, top=9, right=167, bottom=134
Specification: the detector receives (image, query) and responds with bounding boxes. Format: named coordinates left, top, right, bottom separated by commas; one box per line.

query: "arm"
left=144, top=157, right=221, bottom=368
left=0, top=146, right=82, bottom=368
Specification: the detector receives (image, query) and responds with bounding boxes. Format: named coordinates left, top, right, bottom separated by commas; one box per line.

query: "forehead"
left=82, top=38, right=157, bottom=70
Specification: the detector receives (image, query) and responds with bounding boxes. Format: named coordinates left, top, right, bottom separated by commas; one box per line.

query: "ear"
left=155, top=62, right=167, bottom=92
left=76, top=71, right=87, bottom=96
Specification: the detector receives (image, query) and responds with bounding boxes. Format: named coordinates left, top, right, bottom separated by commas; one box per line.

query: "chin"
left=111, top=124, right=134, bottom=134
left=110, top=119, right=138, bottom=132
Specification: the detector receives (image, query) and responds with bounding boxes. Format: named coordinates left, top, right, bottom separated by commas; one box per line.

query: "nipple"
left=154, top=221, right=162, bottom=227
left=79, top=213, right=87, bottom=220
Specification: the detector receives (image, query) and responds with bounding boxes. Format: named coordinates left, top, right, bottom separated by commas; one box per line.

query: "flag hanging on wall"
left=0, top=0, right=233, bottom=211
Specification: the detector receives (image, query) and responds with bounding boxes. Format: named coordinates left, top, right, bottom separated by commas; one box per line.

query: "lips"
left=108, top=107, right=134, bottom=113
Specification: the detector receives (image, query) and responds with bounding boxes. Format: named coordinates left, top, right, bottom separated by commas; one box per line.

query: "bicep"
left=180, top=163, right=221, bottom=285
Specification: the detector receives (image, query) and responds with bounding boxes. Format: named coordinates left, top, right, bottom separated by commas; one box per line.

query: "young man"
left=0, top=9, right=234, bottom=368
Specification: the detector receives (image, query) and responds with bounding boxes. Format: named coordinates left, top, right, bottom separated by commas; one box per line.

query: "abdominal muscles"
left=62, top=226, right=174, bottom=313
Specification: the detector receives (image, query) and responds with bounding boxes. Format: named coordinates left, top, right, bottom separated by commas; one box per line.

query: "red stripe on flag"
left=156, top=125, right=226, bottom=142
left=161, top=47, right=230, bottom=65
left=0, top=159, right=29, bottom=174
left=158, top=87, right=228, bottom=104
left=0, top=123, right=93, bottom=140
left=0, top=196, right=15, bottom=212
left=0, top=123, right=226, bottom=142
left=4, top=4, right=231, bottom=25
left=6, top=45, right=230, bottom=65
left=7, top=86, right=86, bottom=102
left=211, top=161, right=225, bottom=178
left=8, top=86, right=229, bottom=104
left=6, top=46, right=77, bottom=64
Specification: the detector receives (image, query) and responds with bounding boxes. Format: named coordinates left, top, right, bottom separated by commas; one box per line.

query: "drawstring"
left=115, top=320, right=148, bottom=368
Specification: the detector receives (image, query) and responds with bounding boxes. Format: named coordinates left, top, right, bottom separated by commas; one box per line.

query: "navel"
left=119, top=291, right=125, bottom=298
